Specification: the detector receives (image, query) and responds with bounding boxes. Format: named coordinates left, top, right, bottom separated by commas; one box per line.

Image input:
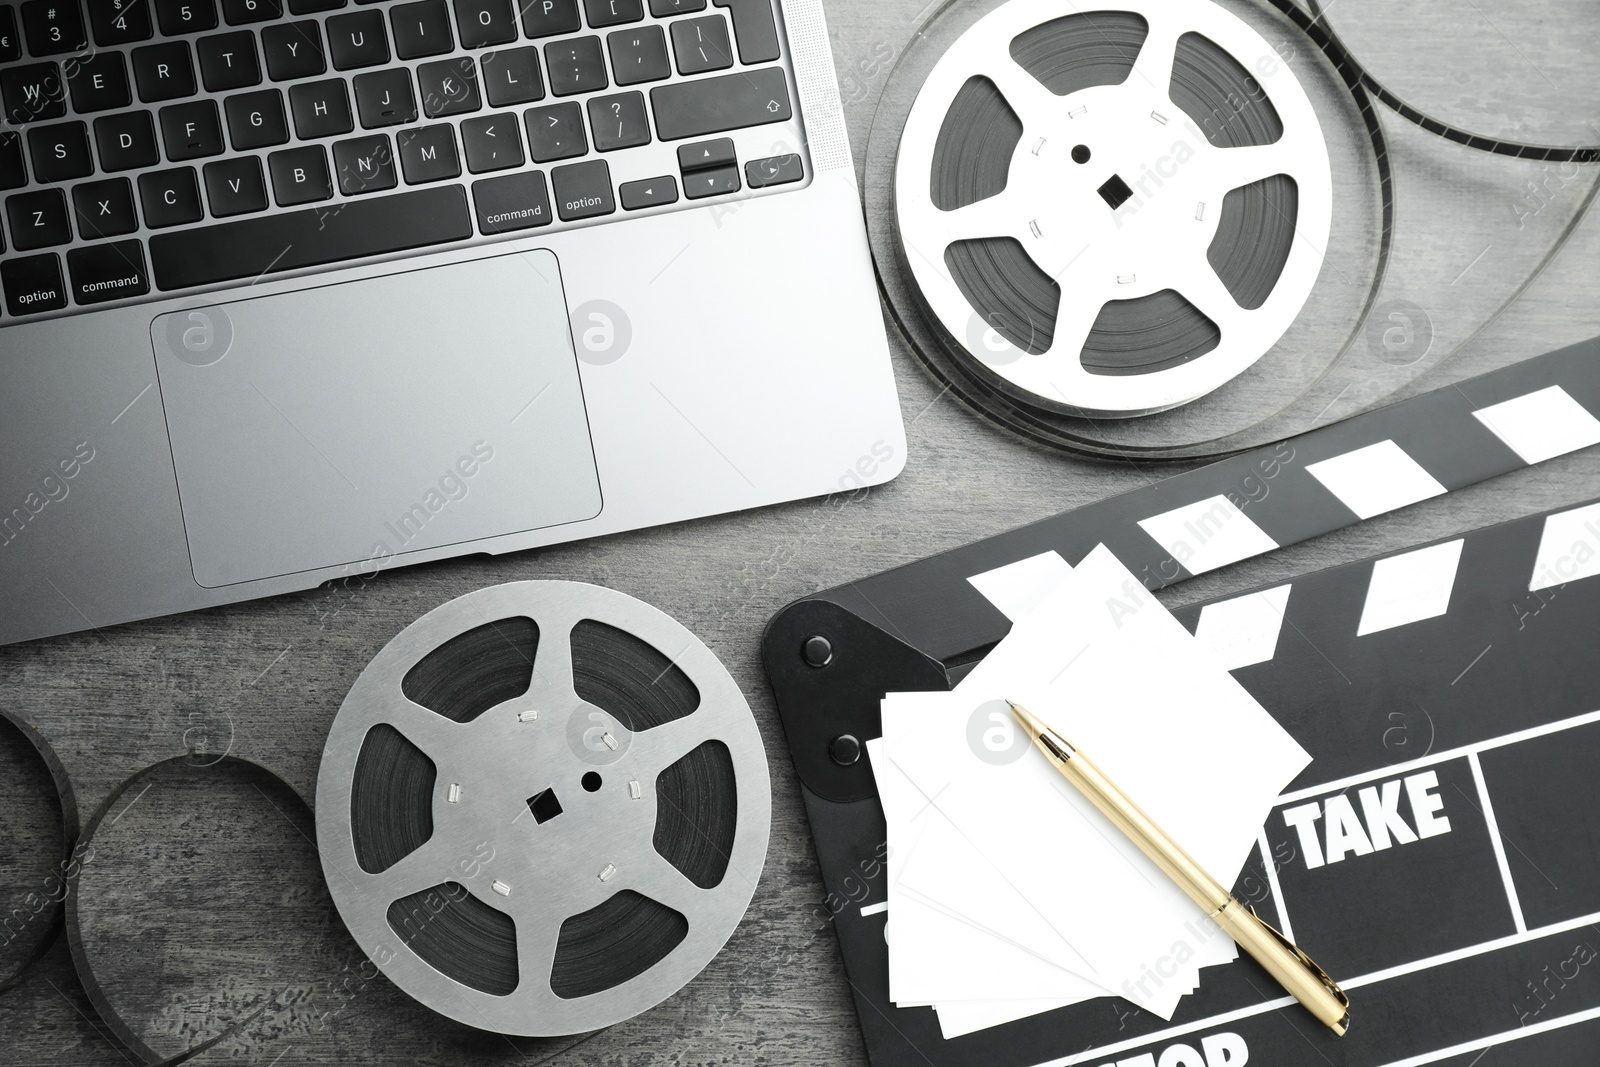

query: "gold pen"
left=1007, top=701, right=1350, bottom=1036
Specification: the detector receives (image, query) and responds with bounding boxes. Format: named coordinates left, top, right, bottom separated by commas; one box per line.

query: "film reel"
left=895, top=0, right=1332, bottom=417
left=315, top=581, right=770, bottom=1036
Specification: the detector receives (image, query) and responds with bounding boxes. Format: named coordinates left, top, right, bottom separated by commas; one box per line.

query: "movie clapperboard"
left=763, top=336, right=1600, bottom=1067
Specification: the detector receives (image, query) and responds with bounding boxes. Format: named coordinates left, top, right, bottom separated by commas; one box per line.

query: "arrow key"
left=745, top=152, right=801, bottom=189
left=677, top=136, right=733, bottom=172
left=620, top=175, right=678, bottom=210
left=683, top=162, right=738, bottom=199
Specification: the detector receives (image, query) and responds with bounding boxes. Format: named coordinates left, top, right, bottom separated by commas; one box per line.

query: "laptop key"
left=73, top=178, right=141, bottom=239
left=677, top=135, right=731, bottom=171
left=225, top=89, right=290, bottom=148
left=289, top=0, right=346, bottom=12
left=523, top=100, right=585, bottom=162
left=417, top=57, right=481, bottom=116
left=683, top=161, right=737, bottom=198
left=202, top=156, right=269, bottom=215
left=651, top=65, right=789, bottom=141
left=0, top=133, right=25, bottom=190
left=608, top=25, right=669, bottom=85
left=28, top=121, right=93, bottom=183
left=0, top=7, right=19, bottom=62
left=67, top=240, right=150, bottom=304
left=21, top=0, right=87, bottom=56
left=551, top=158, right=613, bottom=220
left=2, top=64, right=67, bottom=124
left=583, top=0, right=640, bottom=27
left=482, top=47, right=542, bottom=107
left=221, top=0, right=283, bottom=25
left=471, top=169, right=551, bottom=233
left=268, top=144, right=332, bottom=204
left=263, top=20, right=327, bottom=80
left=138, top=167, right=204, bottom=227
left=454, top=0, right=515, bottom=48
left=745, top=151, right=800, bottom=188
left=671, top=14, right=731, bottom=75
left=132, top=42, right=197, bottom=102
left=94, top=111, right=160, bottom=171
left=289, top=79, right=353, bottom=137
left=332, top=133, right=397, bottom=193
left=155, top=0, right=218, bottom=35
left=160, top=100, right=226, bottom=160
left=396, top=122, right=459, bottom=182
left=619, top=174, right=675, bottom=210
left=2, top=254, right=67, bottom=315
left=198, top=32, right=262, bottom=91
left=354, top=68, right=416, bottom=126
left=649, top=0, right=704, bottom=14
left=89, top=0, right=153, bottom=45
left=587, top=91, right=648, bottom=151
left=461, top=112, right=523, bottom=172
left=711, top=0, right=777, bottom=64
left=391, top=0, right=453, bottom=58
left=6, top=189, right=72, bottom=250
left=545, top=36, right=606, bottom=96
left=68, top=52, right=133, bottom=113
left=328, top=10, right=389, bottom=69
left=147, top=185, right=472, bottom=289
left=520, top=0, right=578, bottom=38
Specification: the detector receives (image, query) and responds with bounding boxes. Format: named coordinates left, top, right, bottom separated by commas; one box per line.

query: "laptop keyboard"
left=0, top=0, right=806, bottom=321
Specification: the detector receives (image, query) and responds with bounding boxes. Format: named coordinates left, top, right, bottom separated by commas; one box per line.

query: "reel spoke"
left=1128, top=18, right=1183, bottom=100
left=629, top=711, right=722, bottom=784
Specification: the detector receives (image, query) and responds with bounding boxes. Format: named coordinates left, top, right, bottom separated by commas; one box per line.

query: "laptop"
left=0, top=0, right=903, bottom=646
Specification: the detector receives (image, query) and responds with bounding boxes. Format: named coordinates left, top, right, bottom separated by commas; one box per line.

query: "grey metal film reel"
left=315, top=581, right=771, bottom=1036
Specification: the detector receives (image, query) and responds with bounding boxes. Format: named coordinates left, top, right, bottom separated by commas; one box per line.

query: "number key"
left=221, top=0, right=282, bottom=25
left=21, top=0, right=87, bottom=56
left=88, top=0, right=153, bottom=45
left=155, top=0, right=219, bottom=34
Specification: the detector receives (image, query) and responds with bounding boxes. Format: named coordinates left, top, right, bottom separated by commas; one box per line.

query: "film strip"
left=865, top=0, right=1600, bottom=458
left=2, top=582, right=769, bottom=1057
left=763, top=334, right=1600, bottom=1067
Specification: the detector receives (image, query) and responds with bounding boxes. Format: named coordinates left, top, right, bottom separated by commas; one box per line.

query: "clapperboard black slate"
left=764, top=336, right=1600, bottom=1067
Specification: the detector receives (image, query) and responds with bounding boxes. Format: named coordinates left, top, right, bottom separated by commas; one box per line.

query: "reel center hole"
left=1071, top=144, right=1091, bottom=164
left=581, top=771, right=602, bottom=792
left=1098, top=174, right=1134, bottom=210
left=528, top=787, right=563, bottom=823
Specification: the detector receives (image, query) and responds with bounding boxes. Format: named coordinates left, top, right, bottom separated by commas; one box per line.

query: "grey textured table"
left=5, top=0, right=1600, bottom=1063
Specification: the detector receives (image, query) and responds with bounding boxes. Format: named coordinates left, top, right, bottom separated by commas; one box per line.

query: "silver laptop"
left=0, top=0, right=902, bottom=646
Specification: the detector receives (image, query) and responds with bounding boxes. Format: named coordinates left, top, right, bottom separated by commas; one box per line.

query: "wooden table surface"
left=4, top=1, right=1600, bottom=1063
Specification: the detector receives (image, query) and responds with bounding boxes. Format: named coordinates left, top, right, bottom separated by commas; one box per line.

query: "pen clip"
left=1247, top=906, right=1350, bottom=1011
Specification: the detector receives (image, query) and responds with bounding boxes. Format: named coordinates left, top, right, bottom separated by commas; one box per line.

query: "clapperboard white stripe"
left=1472, top=385, right=1600, bottom=464
left=966, top=551, right=1072, bottom=622
left=1530, top=500, right=1600, bottom=591
left=1136, top=496, right=1280, bottom=575
left=1305, top=440, right=1447, bottom=520
left=1356, top=538, right=1464, bottom=636
left=1193, top=584, right=1292, bottom=671
left=1467, top=752, right=1528, bottom=935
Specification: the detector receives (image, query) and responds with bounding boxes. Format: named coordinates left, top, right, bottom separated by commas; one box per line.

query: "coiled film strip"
left=895, top=0, right=1333, bottom=417
left=315, top=581, right=771, bottom=1036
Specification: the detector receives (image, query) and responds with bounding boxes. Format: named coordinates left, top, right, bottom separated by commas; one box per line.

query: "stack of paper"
left=871, top=546, right=1311, bottom=1039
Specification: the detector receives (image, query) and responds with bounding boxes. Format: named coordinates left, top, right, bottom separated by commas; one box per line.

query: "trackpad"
left=153, top=250, right=601, bottom=588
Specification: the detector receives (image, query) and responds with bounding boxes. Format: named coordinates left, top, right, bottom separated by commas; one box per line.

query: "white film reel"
left=895, top=0, right=1333, bottom=417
